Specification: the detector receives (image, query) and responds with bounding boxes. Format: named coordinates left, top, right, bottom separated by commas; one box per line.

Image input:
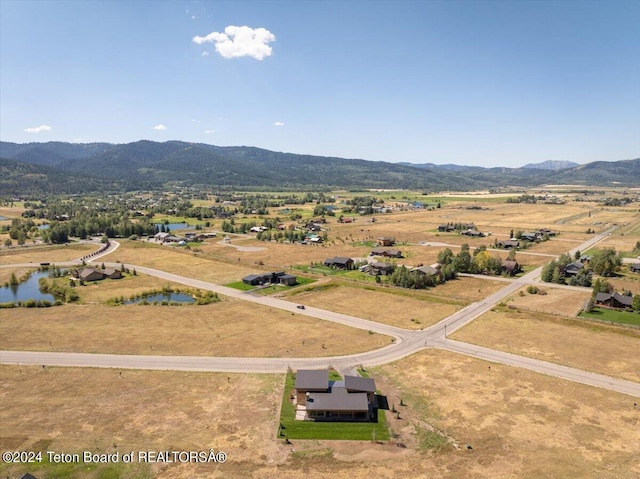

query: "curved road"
left=2, top=227, right=640, bottom=398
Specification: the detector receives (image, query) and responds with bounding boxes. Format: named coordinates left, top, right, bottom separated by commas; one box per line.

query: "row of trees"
left=438, top=244, right=509, bottom=276
left=541, top=248, right=622, bottom=287
left=387, top=264, right=457, bottom=289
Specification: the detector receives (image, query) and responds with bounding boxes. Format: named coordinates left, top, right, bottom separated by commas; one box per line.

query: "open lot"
left=0, top=366, right=284, bottom=479
left=368, top=349, right=640, bottom=479
left=100, top=240, right=259, bottom=284
left=0, top=243, right=96, bottom=263
left=2, top=191, right=639, bottom=478
left=286, top=282, right=464, bottom=329
left=503, top=285, right=592, bottom=317
left=0, top=301, right=390, bottom=357
left=451, top=309, right=640, bottom=382
left=3, top=348, right=638, bottom=479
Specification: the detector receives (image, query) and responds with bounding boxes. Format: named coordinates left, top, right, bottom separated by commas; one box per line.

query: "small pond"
left=0, top=271, right=56, bottom=303
left=126, top=292, right=196, bottom=304
left=0, top=215, right=8, bottom=221
left=38, top=223, right=50, bottom=230
left=154, top=223, right=195, bottom=231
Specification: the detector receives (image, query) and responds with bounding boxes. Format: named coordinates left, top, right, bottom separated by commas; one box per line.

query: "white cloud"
left=153, top=124, right=167, bottom=131
left=274, top=121, right=285, bottom=127
left=193, top=25, right=275, bottom=60
left=204, top=129, right=215, bottom=134
left=24, top=125, right=52, bottom=133
left=201, top=51, right=209, bottom=56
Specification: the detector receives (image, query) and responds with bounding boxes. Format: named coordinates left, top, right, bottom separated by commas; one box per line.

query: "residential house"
left=279, top=274, right=298, bottom=286
left=79, top=268, right=105, bottom=282
left=630, top=263, right=640, bottom=273
left=370, top=261, right=393, bottom=275
left=538, top=228, right=557, bottom=237
left=595, top=292, right=633, bottom=310
left=438, top=224, right=455, bottom=232
left=242, top=271, right=288, bottom=286
left=294, top=369, right=377, bottom=421
left=411, top=264, right=442, bottom=280
left=563, top=261, right=585, bottom=276
left=324, top=257, right=355, bottom=270
left=377, top=237, right=396, bottom=246
left=497, top=239, right=519, bottom=249
left=154, top=232, right=170, bottom=242
left=462, top=229, right=483, bottom=237
left=103, top=268, right=122, bottom=279
left=370, top=247, right=402, bottom=258
left=520, top=232, right=539, bottom=242
left=502, top=260, right=521, bottom=276
left=242, top=274, right=264, bottom=286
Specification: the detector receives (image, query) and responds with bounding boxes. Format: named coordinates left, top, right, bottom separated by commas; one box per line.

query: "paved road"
left=3, top=227, right=639, bottom=398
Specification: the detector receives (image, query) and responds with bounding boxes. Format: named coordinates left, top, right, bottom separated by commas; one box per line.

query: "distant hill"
left=0, top=157, right=114, bottom=196
left=397, top=162, right=486, bottom=172
left=0, top=140, right=638, bottom=194
left=522, top=160, right=580, bottom=170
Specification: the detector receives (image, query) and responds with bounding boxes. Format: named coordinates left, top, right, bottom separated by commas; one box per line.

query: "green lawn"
left=278, top=373, right=390, bottom=441
left=224, top=281, right=255, bottom=291
left=580, top=308, right=640, bottom=326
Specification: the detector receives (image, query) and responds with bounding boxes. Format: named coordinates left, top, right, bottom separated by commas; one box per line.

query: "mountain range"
left=0, top=141, right=638, bottom=195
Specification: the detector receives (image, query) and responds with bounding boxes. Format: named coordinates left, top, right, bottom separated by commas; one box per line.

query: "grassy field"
left=0, top=301, right=391, bottom=357
left=580, top=308, right=640, bottom=326
left=277, top=373, right=390, bottom=440
left=451, top=309, right=640, bottom=382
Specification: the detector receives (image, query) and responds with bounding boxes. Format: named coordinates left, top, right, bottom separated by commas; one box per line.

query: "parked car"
left=297, top=305, right=305, bottom=309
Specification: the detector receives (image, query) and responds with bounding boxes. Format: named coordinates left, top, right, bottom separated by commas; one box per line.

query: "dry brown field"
left=604, top=274, right=640, bottom=296
left=0, top=366, right=285, bottom=479
left=196, top=237, right=372, bottom=269
left=285, top=283, right=464, bottom=329
left=503, top=285, right=592, bottom=316
left=100, top=240, right=258, bottom=284
left=0, top=205, right=27, bottom=218
left=0, top=243, right=96, bottom=263
left=451, top=309, right=640, bottom=382
left=3, top=349, right=638, bottom=479
left=0, top=300, right=390, bottom=357
left=0, top=266, right=35, bottom=285
left=369, top=349, right=640, bottom=479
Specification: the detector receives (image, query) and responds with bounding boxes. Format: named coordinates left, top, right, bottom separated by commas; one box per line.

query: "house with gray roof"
left=595, top=292, right=634, bottom=309
left=324, top=257, right=355, bottom=270
left=293, top=369, right=378, bottom=421
left=370, top=247, right=402, bottom=258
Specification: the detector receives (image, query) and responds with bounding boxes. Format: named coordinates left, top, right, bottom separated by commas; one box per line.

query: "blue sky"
left=1, top=0, right=639, bottom=167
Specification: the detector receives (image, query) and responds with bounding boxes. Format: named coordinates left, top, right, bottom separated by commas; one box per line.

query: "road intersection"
left=2, top=227, right=639, bottom=398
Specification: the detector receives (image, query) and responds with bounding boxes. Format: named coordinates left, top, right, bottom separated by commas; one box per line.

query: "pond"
left=154, top=223, right=195, bottom=231
left=38, top=223, right=50, bottom=230
left=126, top=292, right=196, bottom=304
left=0, top=215, right=8, bottom=221
left=0, top=271, right=56, bottom=304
